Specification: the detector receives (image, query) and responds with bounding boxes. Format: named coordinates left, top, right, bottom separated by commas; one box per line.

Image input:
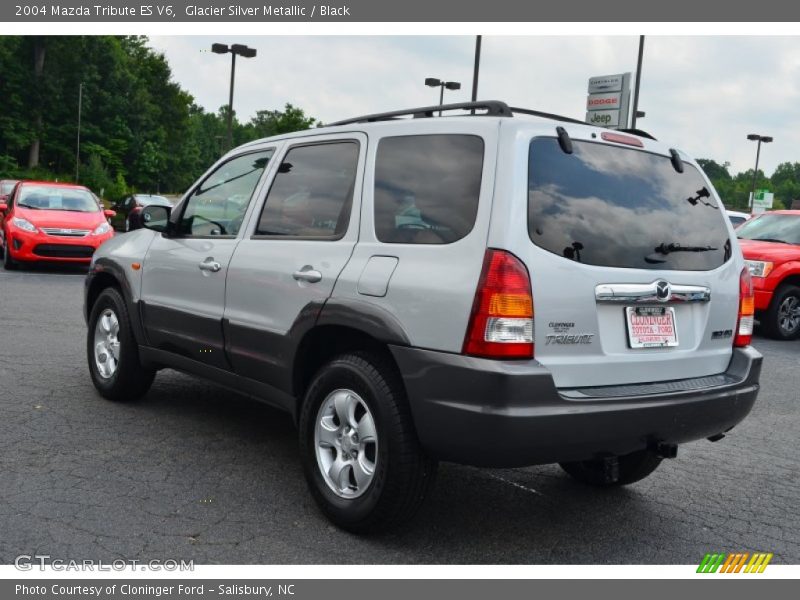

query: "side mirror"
left=104, top=209, right=116, bottom=218
left=140, top=205, right=171, bottom=233
left=0, top=202, right=7, bottom=213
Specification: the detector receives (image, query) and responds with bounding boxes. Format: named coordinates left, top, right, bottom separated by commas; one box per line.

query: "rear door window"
left=255, top=141, right=359, bottom=239
left=374, top=134, right=484, bottom=244
left=528, top=138, right=732, bottom=270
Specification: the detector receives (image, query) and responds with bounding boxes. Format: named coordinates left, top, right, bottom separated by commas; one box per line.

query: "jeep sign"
left=585, top=110, right=620, bottom=127
left=586, top=72, right=631, bottom=130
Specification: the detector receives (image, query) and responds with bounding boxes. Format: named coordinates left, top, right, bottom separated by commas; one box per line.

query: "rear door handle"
left=293, top=267, right=322, bottom=283
left=198, top=258, right=222, bottom=273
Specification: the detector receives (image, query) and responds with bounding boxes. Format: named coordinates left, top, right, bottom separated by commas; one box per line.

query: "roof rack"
left=508, top=107, right=588, bottom=127
left=328, top=101, right=513, bottom=126
left=326, top=100, right=646, bottom=133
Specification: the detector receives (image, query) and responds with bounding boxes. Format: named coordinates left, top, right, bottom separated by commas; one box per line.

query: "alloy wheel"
left=778, top=295, right=800, bottom=335
left=93, top=308, right=120, bottom=379
left=314, top=389, right=378, bottom=499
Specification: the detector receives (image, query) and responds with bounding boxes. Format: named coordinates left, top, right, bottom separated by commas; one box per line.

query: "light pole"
left=425, top=77, right=461, bottom=115
left=747, top=133, right=773, bottom=209
left=471, top=35, right=482, bottom=113
left=212, top=42, right=257, bottom=150
left=631, top=35, right=646, bottom=129
left=75, top=82, right=83, bottom=182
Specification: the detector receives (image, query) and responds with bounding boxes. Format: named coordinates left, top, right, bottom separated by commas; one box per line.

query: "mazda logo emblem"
left=656, top=281, right=671, bottom=301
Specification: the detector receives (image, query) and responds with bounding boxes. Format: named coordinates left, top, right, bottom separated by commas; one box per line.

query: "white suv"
left=84, top=101, right=762, bottom=532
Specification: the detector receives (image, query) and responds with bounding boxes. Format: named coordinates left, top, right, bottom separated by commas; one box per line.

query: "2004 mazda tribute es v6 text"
left=83, top=100, right=762, bottom=532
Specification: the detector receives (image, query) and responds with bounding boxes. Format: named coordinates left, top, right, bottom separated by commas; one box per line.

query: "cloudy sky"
left=148, top=36, right=799, bottom=175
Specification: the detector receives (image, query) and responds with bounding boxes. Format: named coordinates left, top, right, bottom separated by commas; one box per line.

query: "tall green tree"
left=0, top=36, right=319, bottom=199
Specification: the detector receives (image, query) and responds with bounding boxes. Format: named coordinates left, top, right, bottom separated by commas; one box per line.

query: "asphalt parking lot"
left=1, top=264, right=798, bottom=565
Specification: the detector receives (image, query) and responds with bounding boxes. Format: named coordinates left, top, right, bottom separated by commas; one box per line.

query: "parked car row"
left=0, top=180, right=173, bottom=269
left=0, top=181, right=116, bottom=269
left=109, top=194, right=174, bottom=232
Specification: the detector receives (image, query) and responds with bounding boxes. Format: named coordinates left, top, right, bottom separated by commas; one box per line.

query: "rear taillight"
left=463, top=249, right=534, bottom=359
left=735, top=266, right=755, bottom=347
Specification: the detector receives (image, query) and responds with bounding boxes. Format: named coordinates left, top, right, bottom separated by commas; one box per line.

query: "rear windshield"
left=528, top=138, right=732, bottom=271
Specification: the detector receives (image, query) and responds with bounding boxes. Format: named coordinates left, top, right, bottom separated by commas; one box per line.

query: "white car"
left=727, top=210, right=751, bottom=227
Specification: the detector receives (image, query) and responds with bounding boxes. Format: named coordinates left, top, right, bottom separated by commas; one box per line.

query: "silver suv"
left=84, top=101, right=762, bottom=532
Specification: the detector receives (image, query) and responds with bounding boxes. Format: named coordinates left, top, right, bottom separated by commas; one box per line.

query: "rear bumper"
left=391, top=345, right=762, bottom=467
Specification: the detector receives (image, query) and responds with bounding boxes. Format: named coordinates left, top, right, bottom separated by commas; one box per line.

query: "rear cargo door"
left=515, top=136, right=740, bottom=388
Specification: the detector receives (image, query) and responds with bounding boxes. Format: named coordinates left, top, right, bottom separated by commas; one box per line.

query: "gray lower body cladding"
left=390, top=345, right=762, bottom=468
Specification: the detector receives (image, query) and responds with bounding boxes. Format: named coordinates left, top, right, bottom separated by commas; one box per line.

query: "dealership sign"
left=586, top=72, right=631, bottom=130
left=751, top=189, right=774, bottom=213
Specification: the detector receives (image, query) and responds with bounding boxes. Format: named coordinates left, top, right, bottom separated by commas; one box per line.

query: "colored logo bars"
left=697, top=552, right=773, bottom=573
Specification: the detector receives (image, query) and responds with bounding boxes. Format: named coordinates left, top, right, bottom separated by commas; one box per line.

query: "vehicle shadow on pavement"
left=1, top=262, right=89, bottom=275
left=99, top=370, right=674, bottom=564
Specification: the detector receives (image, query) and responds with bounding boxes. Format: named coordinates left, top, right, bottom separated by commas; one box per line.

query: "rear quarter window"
left=374, top=134, right=484, bottom=244
left=528, top=137, right=732, bottom=271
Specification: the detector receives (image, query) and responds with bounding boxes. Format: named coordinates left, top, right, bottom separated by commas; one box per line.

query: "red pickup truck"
left=737, top=210, right=800, bottom=340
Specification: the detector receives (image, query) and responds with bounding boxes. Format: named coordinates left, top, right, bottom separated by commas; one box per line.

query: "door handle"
left=293, top=267, right=322, bottom=283
left=198, top=258, right=222, bottom=273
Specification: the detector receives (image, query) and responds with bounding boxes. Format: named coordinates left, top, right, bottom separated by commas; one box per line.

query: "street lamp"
left=212, top=42, right=257, bottom=150
left=425, top=77, right=461, bottom=115
left=746, top=133, right=773, bottom=209
left=631, top=35, right=646, bottom=129
left=75, top=82, right=83, bottom=182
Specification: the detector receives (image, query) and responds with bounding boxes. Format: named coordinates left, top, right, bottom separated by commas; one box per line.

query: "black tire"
left=87, top=287, right=155, bottom=401
left=762, top=284, right=800, bottom=340
left=3, top=238, right=18, bottom=270
left=559, top=449, right=662, bottom=487
left=299, top=352, right=437, bottom=533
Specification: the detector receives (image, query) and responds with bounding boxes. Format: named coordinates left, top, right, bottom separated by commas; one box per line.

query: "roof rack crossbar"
left=328, top=101, right=513, bottom=126
left=327, top=101, right=604, bottom=129
left=508, top=107, right=588, bottom=126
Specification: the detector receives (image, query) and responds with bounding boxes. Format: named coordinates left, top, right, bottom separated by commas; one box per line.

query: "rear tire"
left=559, top=449, right=662, bottom=487
left=87, top=287, right=155, bottom=401
left=299, top=352, right=437, bottom=533
left=762, top=284, right=800, bottom=340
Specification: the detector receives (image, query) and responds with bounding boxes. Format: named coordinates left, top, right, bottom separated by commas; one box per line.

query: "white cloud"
left=148, top=35, right=798, bottom=175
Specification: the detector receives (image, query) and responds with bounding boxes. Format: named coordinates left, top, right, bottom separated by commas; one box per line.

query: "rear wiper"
left=654, top=242, right=717, bottom=255
left=17, top=203, right=41, bottom=209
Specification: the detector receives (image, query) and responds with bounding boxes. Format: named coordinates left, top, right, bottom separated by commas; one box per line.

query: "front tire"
left=87, top=287, right=155, bottom=401
left=559, top=449, right=662, bottom=487
left=762, top=284, right=800, bottom=340
left=3, top=238, right=18, bottom=270
left=299, top=352, right=437, bottom=533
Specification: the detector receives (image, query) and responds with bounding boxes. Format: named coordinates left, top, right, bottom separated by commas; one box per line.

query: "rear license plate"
left=625, top=306, right=678, bottom=348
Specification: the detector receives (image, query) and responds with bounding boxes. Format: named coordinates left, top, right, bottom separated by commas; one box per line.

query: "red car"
left=737, top=210, right=800, bottom=339
left=0, top=181, right=115, bottom=269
